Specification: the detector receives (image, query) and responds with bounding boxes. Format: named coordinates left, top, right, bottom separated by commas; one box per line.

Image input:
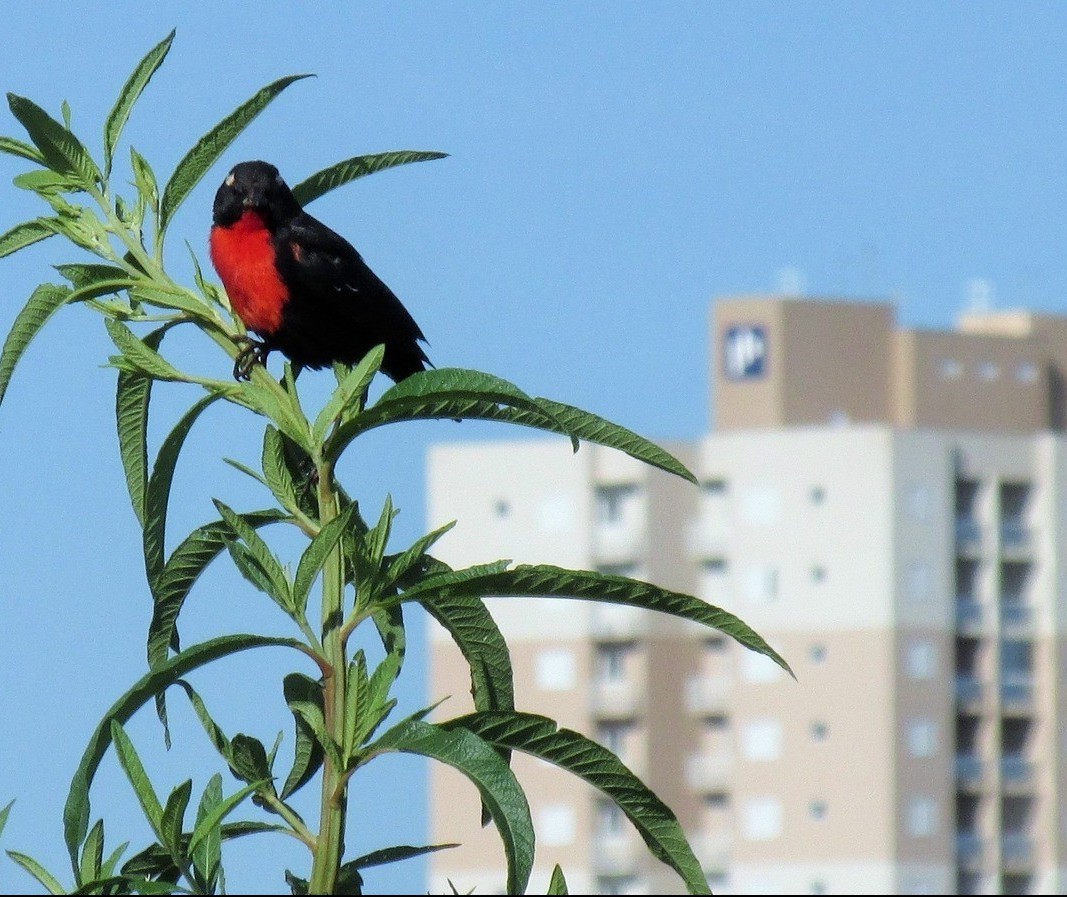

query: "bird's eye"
left=224, top=172, right=235, bottom=187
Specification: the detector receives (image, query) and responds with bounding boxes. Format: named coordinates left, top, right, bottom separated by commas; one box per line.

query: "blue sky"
left=2, top=4, right=1067, bottom=893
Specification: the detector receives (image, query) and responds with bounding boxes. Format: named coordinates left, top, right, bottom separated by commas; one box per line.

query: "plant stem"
left=308, top=459, right=348, bottom=894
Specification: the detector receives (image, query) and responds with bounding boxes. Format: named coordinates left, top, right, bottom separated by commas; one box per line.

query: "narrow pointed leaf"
left=7, top=93, right=100, bottom=184
left=449, top=712, right=711, bottom=894
left=143, top=394, right=220, bottom=583
left=345, top=842, right=458, bottom=871
left=548, top=865, right=569, bottom=895
left=0, top=800, right=12, bottom=839
left=0, top=219, right=55, bottom=258
left=109, top=721, right=164, bottom=838
left=343, top=652, right=369, bottom=759
left=104, top=30, right=174, bottom=176
left=0, top=134, right=44, bottom=163
left=372, top=719, right=533, bottom=896
left=115, top=340, right=156, bottom=529
left=191, top=774, right=223, bottom=893
left=64, top=633, right=307, bottom=870
left=56, top=262, right=131, bottom=289
left=6, top=851, right=65, bottom=894
left=383, top=520, right=455, bottom=587
left=159, top=74, right=312, bottom=234
left=105, top=318, right=188, bottom=382
left=291, top=151, right=448, bottom=206
left=402, top=563, right=791, bottom=676
left=160, top=780, right=192, bottom=856
left=187, top=781, right=264, bottom=854
left=0, top=282, right=71, bottom=407
left=282, top=673, right=340, bottom=770
left=312, top=343, right=384, bottom=441
left=78, top=818, right=105, bottom=886
left=229, top=734, right=274, bottom=794
left=214, top=499, right=293, bottom=611
left=293, top=503, right=355, bottom=614
left=261, top=426, right=298, bottom=511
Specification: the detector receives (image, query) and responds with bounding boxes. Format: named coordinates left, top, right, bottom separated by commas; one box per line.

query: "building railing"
left=1000, top=603, right=1032, bottom=629
left=1001, top=833, right=1034, bottom=871
left=1000, top=521, right=1032, bottom=552
left=955, top=600, right=983, bottom=630
left=956, top=832, right=983, bottom=868
left=1001, top=756, right=1034, bottom=785
left=955, top=518, right=982, bottom=549
left=1001, top=677, right=1034, bottom=709
left=955, top=753, right=983, bottom=784
left=955, top=674, right=984, bottom=705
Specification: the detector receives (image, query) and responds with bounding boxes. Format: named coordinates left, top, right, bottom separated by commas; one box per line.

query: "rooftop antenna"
left=965, top=277, right=994, bottom=314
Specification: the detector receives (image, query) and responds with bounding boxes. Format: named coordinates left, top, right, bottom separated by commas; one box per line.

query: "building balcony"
left=688, top=829, right=731, bottom=872
left=956, top=832, right=984, bottom=871
left=955, top=674, right=984, bottom=710
left=1001, top=677, right=1034, bottom=714
left=591, top=603, right=647, bottom=640
left=955, top=518, right=983, bottom=553
left=685, top=753, right=733, bottom=793
left=955, top=600, right=984, bottom=634
left=593, top=523, right=646, bottom=566
left=593, top=829, right=641, bottom=877
left=955, top=754, right=983, bottom=787
left=1001, top=833, right=1034, bottom=873
left=1000, top=603, right=1032, bottom=634
left=1001, top=756, right=1035, bottom=793
left=684, top=675, right=732, bottom=717
left=1000, top=521, right=1033, bottom=556
left=591, top=679, right=643, bottom=719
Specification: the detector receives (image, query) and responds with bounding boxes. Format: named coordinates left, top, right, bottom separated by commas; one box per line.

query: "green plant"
left=0, top=31, right=790, bottom=895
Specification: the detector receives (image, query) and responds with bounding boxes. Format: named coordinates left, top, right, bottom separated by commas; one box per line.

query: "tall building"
left=425, top=295, right=1067, bottom=895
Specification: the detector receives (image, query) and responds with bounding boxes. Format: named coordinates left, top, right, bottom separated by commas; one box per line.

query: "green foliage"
left=0, top=29, right=788, bottom=896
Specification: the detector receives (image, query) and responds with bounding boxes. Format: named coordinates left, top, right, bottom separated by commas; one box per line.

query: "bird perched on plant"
left=209, top=160, right=430, bottom=382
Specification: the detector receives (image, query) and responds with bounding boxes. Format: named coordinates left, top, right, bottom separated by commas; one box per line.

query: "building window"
left=810, top=721, right=829, bottom=743
left=742, top=718, right=783, bottom=761
left=906, top=719, right=938, bottom=758
left=939, top=358, right=962, bottom=380
left=1015, top=361, right=1039, bottom=383
left=742, top=797, right=783, bottom=841
left=743, top=565, right=779, bottom=604
left=535, top=649, right=576, bottom=691
left=597, top=721, right=634, bottom=759
left=905, top=483, right=932, bottom=522
left=596, top=798, right=625, bottom=835
left=811, top=565, right=827, bottom=583
left=906, top=640, right=936, bottom=680
left=596, top=643, right=632, bottom=682
left=808, top=800, right=828, bottom=821
left=906, top=796, right=937, bottom=838
left=905, top=560, right=932, bottom=602
left=596, top=484, right=639, bottom=525
left=493, top=499, right=510, bottom=518
left=809, top=644, right=828, bottom=664
left=810, top=486, right=826, bottom=504
left=978, top=361, right=1000, bottom=382
left=702, top=478, right=727, bottom=496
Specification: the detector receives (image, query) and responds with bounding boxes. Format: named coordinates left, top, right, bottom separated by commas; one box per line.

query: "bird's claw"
left=233, top=336, right=271, bottom=381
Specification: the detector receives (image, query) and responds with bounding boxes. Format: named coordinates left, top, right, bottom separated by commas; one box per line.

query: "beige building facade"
left=425, top=296, right=1067, bottom=895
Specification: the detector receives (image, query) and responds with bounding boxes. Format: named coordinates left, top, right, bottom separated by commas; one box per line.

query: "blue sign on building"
left=723, top=324, right=768, bottom=381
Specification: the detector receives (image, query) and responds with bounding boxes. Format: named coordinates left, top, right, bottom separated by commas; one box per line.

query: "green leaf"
left=78, top=818, right=105, bottom=886
left=0, top=134, right=44, bottom=163
left=64, top=633, right=307, bottom=871
left=56, top=262, right=131, bottom=290
left=143, top=394, right=221, bottom=583
left=291, top=150, right=448, bottom=207
left=214, top=499, right=294, bottom=612
left=229, top=734, right=274, bottom=796
left=187, top=781, right=264, bottom=854
left=159, top=74, right=313, bottom=235
left=328, top=368, right=571, bottom=460
left=280, top=673, right=325, bottom=800
left=312, top=344, right=384, bottom=442
left=109, top=721, right=164, bottom=839
left=0, top=282, right=72, bottom=408
left=344, top=842, right=458, bottom=871
left=383, top=520, right=455, bottom=588
left=191, top=774, right=223, bottom=894
left=160, top=780, right=193, bottom=857
left=115, top=330, right=160, bottom=529
left=293, top=504, right=356, bottom=615
left=261, top=426, right=299, bottom=511
left=0, top=800, right=11, bottom=841
left=7, top=93, right=101, bottom=184
left=104, top=31, right=175, bottom=177
left=547, top=864, right=569, bottom=895
left=13, top=169, right=82, bottom=194
left=232, top=379, right=314, bottom=455
left=364, top=495, right=396, bottom=570
left=404, top=563, right=792, bottom=676
left=0, top=218, right=56, bottom=258
left=372, top=719, right=533, bottom=896
left=104, top=317, right=187, bottom=382
left=282, top=673, right=341, bottom=772
left=342, top=652, right=369, bottom=760
left=6, top=851, right=66, bottom=894
left=450, top=712, right=711, bottom=894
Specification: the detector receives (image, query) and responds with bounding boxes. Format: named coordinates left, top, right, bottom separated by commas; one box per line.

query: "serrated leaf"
left=56, top=262, right=131, bottom=290
left=191, top=774, right=223, bottom=894
left=372, top=719, right=533, bottom=896
left=261, top=426, right=298, bottom=510
left=105, top=31, right=174, bottom=177
left=0, top=282, right=71, bottom=408
left=448, top=712, right=711, bottom=894
left=214, top=499, right=293, bottom=611
left=344, top=842, right=458, bottom=871
left=64, top=633, right=306, bottom=871
left=342, top=652, right=369, bottom=760
left=187, top=781, right=264, bottom=854
left=78, top=818, right=105, bottom=886
left=291, top=150, right=448, bottom=206
left=160, top=780, right=192, bottom=857
left=403, top=563, right=792, bottom=676
left=143, top=394, right=221, bottom=584
left=110, top=721, right=164, bottom=840
left=547, top=864, right=569, bottom=895
left=159, top=74, right=312, bottom=234
left=364, top=495, right=396, bottom=570
left=293, top=504, right=355, bottom=615
left=7, top=93, right=101, bottom=184
left=280, top=672, right=325, bottom=800
left=229, top=734, right=274, bottom=795
left=383, top=520, right=456, bottom=589
left=312, top=344, right=384, bottom=442
left=6, top=851, right=65, bottom=894
left=115, top=329, right=164, bottom=529
left=0, top=218, right=55, bottom=258
left=282, top=673, right=340, bottom=772
left=13, top=169, right=82, bottom=194
left=0, top=134, right=44, bottom=163
left=105, top=318, right=188, bottom=382
left=128, top=284, right=213, bottom=319
left=232, top=379, right=314, bottom=454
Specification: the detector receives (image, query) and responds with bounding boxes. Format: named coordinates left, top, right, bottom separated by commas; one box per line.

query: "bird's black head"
left=212, top=160, right=302, bottom=228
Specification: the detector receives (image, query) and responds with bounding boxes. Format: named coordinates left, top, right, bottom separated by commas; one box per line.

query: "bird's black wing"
left=273, top=211, right=430, bottom=380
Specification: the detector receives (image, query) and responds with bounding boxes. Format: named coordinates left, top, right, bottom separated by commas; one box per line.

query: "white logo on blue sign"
left=723, top=325, right=767, bottom=380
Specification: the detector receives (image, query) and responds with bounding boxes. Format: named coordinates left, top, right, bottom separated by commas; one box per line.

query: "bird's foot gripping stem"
left=232, top=335, right=272, bottom=381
